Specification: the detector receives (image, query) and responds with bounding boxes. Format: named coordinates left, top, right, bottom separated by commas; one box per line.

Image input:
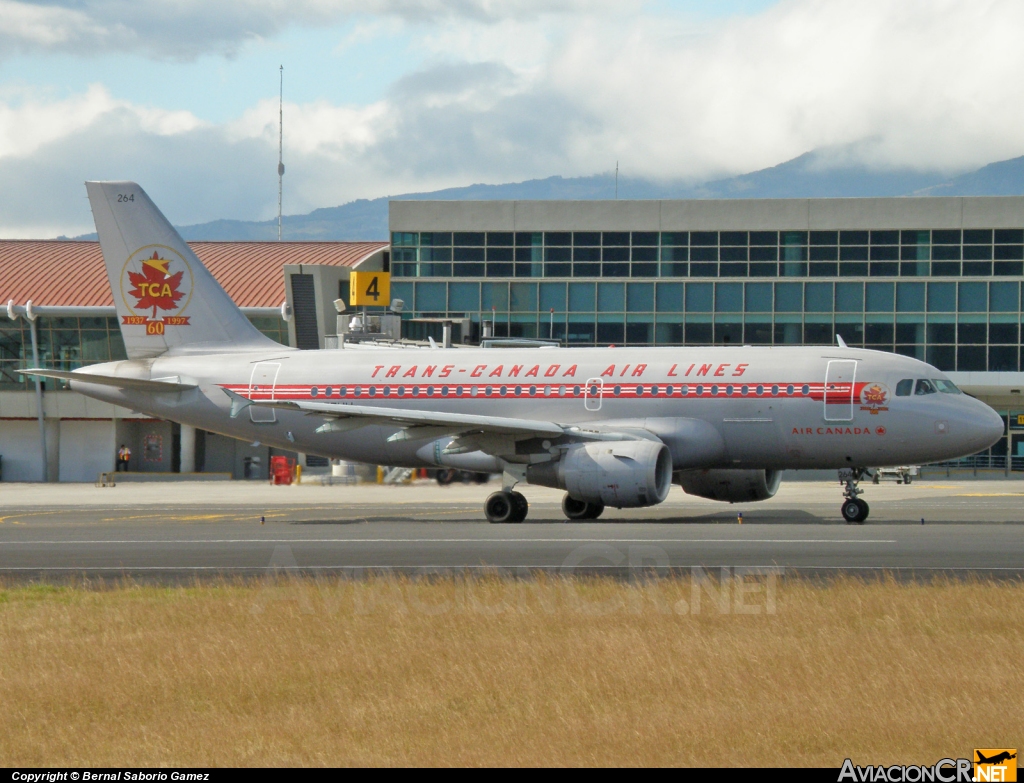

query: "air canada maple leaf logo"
left=127, top=252, right=185, bottom=317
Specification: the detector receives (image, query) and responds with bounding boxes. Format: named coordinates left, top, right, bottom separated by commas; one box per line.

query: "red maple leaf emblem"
left=862, top=384, right=888, bottom=405
left=127, top=252, right=184, bottom=318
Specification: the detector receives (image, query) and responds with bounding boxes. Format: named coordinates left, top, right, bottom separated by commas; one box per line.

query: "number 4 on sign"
left=349, top=272, right=390, bottom=307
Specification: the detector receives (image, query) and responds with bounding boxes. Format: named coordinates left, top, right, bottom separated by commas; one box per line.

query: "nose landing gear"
left=839, top=468, right=870, bottom=523
left=841, top=497, right=869, bottom=524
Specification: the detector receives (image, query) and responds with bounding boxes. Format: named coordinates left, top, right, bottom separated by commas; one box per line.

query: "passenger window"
left=914, top=379, right=937, bottom=395
left=895, top=379, right=913, bottom=397
left=932, top=379, right=962, bottom=394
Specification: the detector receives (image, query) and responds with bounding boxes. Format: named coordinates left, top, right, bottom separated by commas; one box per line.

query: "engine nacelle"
left=527, top=439, right=673, bottom=508
left=676, top=469, right=782, bottom=503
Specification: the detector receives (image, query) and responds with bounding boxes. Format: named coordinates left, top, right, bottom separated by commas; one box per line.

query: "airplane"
left=976, top=752, right=1017, bottom=766
left=25, top=181, right=1005, bottom=524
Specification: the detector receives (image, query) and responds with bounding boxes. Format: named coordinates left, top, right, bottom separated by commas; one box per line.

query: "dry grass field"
left=0, top=574, right=1021, bottom=767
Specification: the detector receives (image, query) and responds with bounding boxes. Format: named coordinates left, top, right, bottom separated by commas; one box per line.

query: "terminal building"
left=389, top=196, right=1024, bottom=470
left=3, top=194, right=1024, bottom=481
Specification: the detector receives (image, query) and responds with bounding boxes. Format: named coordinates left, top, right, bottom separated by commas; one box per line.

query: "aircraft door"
left=248, top=362, right=281, bottom=423
left=823, top=360, right=856, bottom=422
left=584, top=377, right=603, bottom=411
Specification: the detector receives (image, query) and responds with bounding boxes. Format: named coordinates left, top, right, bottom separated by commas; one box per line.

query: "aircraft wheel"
left=509, top=491, right=529, bottom=523
left=485, top=491, right=516, bottom=524
left=854, top=498, right=869, bottom=523
left=841, top=499, right=862, bottom=524
left=436, top=469, right=457, bottom=486
left=562, top=494, right=604, bottom=521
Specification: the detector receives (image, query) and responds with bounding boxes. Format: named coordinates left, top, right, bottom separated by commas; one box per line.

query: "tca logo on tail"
left=120, top=245, right=194, bottom=334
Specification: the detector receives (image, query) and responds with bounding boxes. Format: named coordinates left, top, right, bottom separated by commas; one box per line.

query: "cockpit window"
left=895, top=379, right=913, bottom=397
left=933, top=379, right=962, bottom=394
left=915, top=379, right=937, bottom=395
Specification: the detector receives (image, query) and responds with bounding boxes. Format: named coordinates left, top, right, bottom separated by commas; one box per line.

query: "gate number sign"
left=349, top=271, right=390, bottom=307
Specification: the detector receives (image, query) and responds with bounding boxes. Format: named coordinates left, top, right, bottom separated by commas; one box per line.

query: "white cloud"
left=543, top=0, right=1024, bottom=178
left=0, top=0, right=623, bottom=59
left=0, top=111, right=274, bottom=237
left=228, top=98, right=391, bottom=156
left=3, top=0, right=1024, bottom=236
left=337, top=0, right=1024, bottom=182
left=0, top=1, right=114, bottom=49
left=0, top=85, right=203, bottom=160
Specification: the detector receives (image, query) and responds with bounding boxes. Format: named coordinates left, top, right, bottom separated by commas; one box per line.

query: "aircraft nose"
left=968, top=400, right=1005, bottom=452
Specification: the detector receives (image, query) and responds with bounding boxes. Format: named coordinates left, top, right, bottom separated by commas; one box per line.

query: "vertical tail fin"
left=86, top=181, right=278, bottom=359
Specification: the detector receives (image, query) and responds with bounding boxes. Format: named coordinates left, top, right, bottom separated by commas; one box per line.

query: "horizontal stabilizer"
left=23, top=369, right=197, bottom=392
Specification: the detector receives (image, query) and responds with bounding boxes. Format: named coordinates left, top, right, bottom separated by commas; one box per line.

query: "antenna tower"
left=278, top=65, right=285, bottom=241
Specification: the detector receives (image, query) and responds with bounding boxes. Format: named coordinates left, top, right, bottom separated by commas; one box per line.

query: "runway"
left=1, top=480, right=1022, bottom=581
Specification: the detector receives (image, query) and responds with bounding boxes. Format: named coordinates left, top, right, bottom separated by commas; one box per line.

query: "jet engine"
left=527, top=439, right=673, bottom=508
left=676, top=469, right=782, bottom=503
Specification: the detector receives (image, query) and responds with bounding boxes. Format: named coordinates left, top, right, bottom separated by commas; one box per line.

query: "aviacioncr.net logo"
left=839, top=758, right=973, bottom=782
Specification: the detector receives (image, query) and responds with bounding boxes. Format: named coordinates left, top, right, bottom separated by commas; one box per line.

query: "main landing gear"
left=839, top=468, right=870, bottom=524
left=485, top=490, right=529, bottom=523
left=482, top=464, right=606, bottom=524
left=482, top=489, right=607, bottom=523
left=485, top=467, right=531, bottom=524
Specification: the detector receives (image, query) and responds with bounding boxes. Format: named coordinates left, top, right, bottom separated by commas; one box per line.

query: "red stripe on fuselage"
left=223, top=381, right=867, bottom=403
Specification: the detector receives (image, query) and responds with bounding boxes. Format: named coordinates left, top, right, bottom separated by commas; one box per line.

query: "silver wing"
left=221, top=387, right=639, bottom=459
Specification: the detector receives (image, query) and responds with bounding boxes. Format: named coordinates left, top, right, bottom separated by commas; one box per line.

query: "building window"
left=391, top=219, right=1024, bottom=360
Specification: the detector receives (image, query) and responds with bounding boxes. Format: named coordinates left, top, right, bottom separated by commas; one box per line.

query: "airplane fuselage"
left=69, top=344, right=1003, bottom=473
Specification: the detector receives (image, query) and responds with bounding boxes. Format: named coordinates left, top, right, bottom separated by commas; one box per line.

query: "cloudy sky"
left=1, top=0, right=1023, bottom=236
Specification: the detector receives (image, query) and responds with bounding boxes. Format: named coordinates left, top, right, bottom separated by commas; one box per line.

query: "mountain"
left=913, top=156, right=1024, bottom=196
left=71, top=150, right=1024, bottom=242
left=69, top=174, right=682, bottom=241
left=688, top=149, right=950, bottom=199
left=178, top=174, right=686, bottom=241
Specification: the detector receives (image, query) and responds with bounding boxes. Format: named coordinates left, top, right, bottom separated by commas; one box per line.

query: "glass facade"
left=390, top=276, right=1024, bottom=374
left=0, top=316, right=289, bottom=390
left=392, top=229, right=1024, bottom=280
left=390, top=226, right=1024, bottom=374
